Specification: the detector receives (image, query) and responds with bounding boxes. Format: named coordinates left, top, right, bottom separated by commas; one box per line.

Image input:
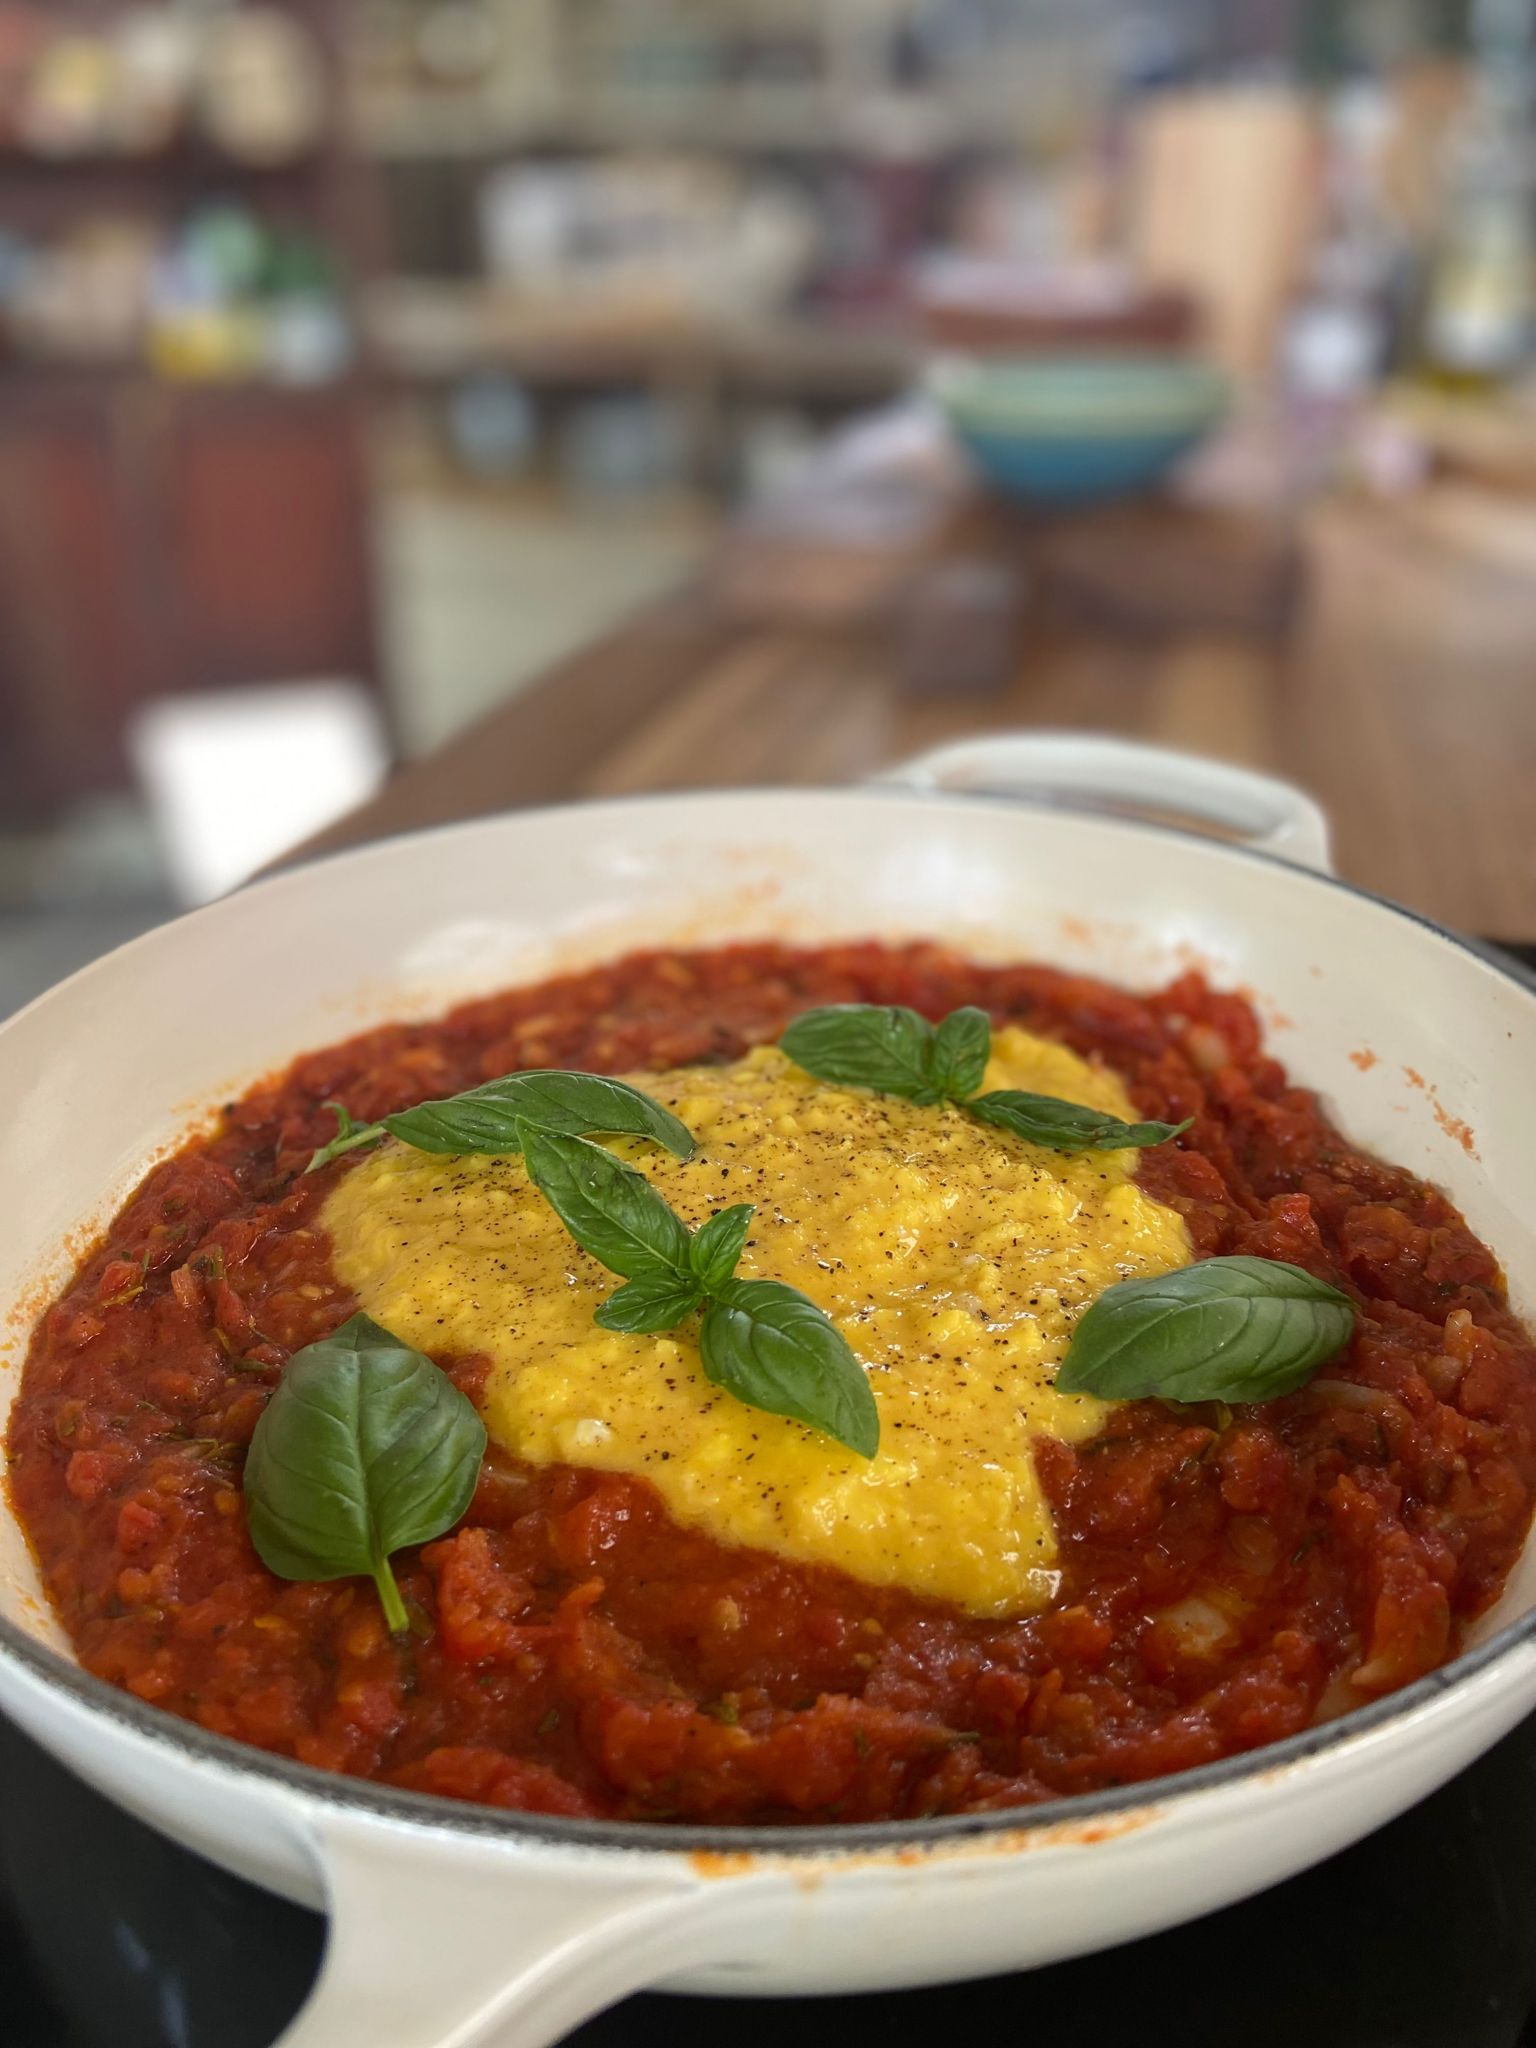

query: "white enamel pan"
left=3, top=734, right=1535, bottom=2048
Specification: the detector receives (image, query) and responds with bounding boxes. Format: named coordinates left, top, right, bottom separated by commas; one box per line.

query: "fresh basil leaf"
left=929, top=1006, right=992, bottom=1101
left=595, top=1274, right=706, bottom=1334
left=969, top=1091, right=1190, bottom=1154
left=303, top=1101, right=386, bottom=1174
left=779, top=1006, right=1189, bottom=1165
left=519, top=1124, right=693, bottom=1283
left=243, top=1311, right=486, bottom=1633
left=1056, top=1256, right=1356, bottom=1405
left=689, top=1203, right=756, bottom=1294
left=780, top=1005, right=943, bottom=1104
left=381, top=1070, right=694, bottom=1161
left=700, top=1279, right=879, bottom=1458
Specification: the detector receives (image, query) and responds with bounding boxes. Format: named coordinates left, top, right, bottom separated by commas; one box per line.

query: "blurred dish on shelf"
left=11, top=29, right=118, bottom=157
left=110, top=9, right=200, bottom=155
left=929, top=351, right=1228, bottom=507
left=3, top=215, right=158, bottom=365
left=0, top=201, right=351, bottom=384
left=198, top=9, right=326, bottom=167
left=0, top=4, right=324, bottom=165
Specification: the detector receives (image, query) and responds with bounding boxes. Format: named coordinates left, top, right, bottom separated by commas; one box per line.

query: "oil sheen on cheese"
left=322, top=1031, right=1192, bottom=1617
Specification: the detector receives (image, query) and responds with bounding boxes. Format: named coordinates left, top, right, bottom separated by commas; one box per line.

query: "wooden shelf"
left=350, top=99, right=554, bottom=160
left=363, top=277, right=916, bottom=397
left=0, top=358, right=364, bottom=395
left=352, top=87, right=1019, bottom=162
left=0, top=144, right=322, bottom=177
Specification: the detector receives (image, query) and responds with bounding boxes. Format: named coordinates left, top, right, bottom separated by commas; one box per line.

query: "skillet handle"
left=271, top=1807, right=723, bottom=2048
left=877, top=732, right=1333, bottom=873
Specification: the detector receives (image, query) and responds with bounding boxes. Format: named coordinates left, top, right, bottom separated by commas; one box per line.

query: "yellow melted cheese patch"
left=322, top=1030, right=1192, bottom=1618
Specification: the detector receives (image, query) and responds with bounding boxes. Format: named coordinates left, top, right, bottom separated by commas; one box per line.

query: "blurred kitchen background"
left=4, top=0, right=1536, bottom=1014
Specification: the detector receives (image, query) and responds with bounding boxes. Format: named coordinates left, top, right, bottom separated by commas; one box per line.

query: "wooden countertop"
left=307, top=489, right=1536, bottom=941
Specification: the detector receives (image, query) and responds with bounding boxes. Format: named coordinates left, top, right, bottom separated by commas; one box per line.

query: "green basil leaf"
left=699, top=1279, right=879, bottom=1458
left=968, top=1091, right=1191, bottom=1154
left=518, top=1124, right=693, bottom=1283
left=689, top=1203, right=756, bottom=1294
left=1056, top=1256, right=1356, bottom=1405
left=780, top=1005, right=943, bottom=1104
left=928, top=1006, right=992, bottom=1101
left=779, top=1006, right=1189, bottom=1165
left=595, top=1274, right=706, bottom=1334
left=243, top=1311, right=486, bottom=1633
left=381, top=1070, right=694, bottom=1161
left=303, top=1101, right=386, bottom=1174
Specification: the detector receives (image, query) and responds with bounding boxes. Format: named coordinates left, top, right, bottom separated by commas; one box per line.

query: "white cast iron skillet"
left=3, top=735, right=1536, bottom=2048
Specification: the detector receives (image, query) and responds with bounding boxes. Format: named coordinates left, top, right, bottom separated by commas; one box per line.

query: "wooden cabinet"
left=0, top=377, right=381, bottom=822
left=0, top=383, right=151, bottom=817
left=165, top=388, right=378, bottom=692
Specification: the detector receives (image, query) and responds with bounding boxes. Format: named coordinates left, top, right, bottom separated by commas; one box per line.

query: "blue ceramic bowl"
left=930, top=354, right=1228, bottom=508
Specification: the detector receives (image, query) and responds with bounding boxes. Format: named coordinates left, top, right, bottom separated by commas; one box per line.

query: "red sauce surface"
left=10, top=943, right=1536, bottom=1824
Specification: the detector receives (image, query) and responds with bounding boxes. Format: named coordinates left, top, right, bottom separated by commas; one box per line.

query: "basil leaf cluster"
left=243, top=1312, right=487, bottom=1633
left=305, top=1070, right=695, bottom=1175
left=521, top=1125, right=879, bottom=1459
left=774, top=1002, right=991, bottom=1106
left=780, top=1005, right=1189, bottom=1153
left=1056, top=1256, right=1356, bottom=1404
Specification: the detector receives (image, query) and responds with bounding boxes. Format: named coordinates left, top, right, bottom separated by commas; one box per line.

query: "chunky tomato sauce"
left=10, top=944, right=1536, bottom=1824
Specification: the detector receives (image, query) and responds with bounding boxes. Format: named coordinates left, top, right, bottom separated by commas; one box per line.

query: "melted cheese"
left=322, top=1030, right=1192, bottom=1617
